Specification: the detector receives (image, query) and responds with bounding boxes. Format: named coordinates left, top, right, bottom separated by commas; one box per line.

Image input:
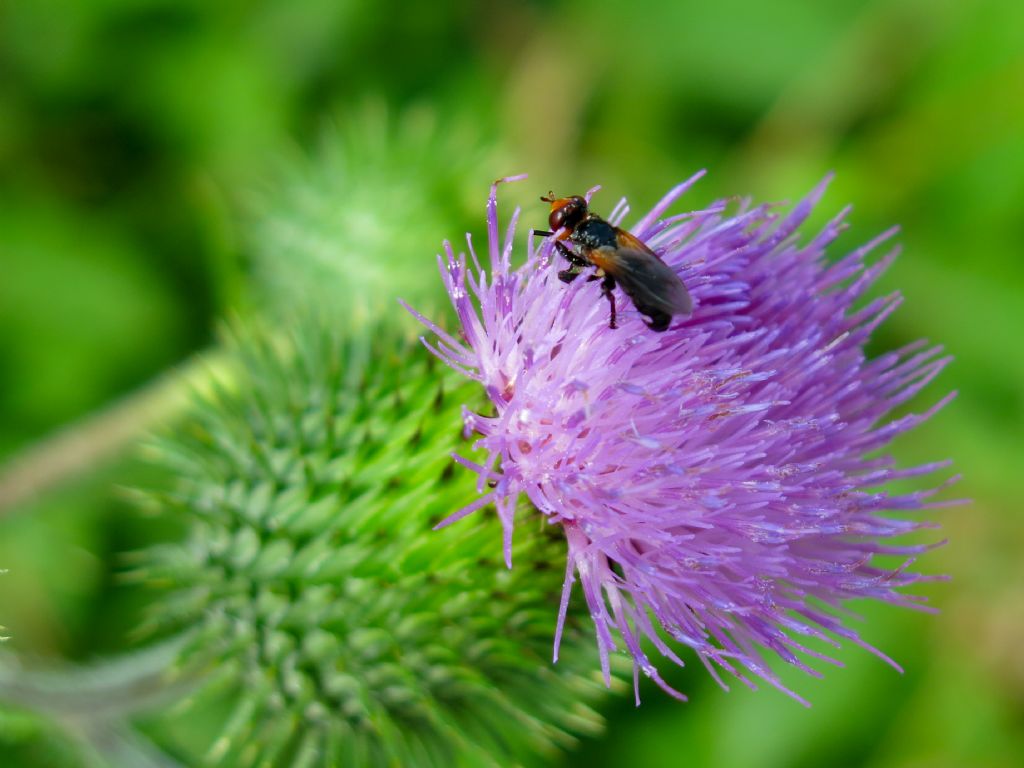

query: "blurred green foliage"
left=1, top=0, right=1022, bottom=766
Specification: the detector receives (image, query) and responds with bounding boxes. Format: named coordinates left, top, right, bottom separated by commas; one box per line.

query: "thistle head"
left=407, top=173, right=961, bottom=704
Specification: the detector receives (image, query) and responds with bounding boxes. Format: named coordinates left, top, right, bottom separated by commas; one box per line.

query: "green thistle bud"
left=136, top=319, right=613, bottom=767
left=245, top=105, right=494, bottom=316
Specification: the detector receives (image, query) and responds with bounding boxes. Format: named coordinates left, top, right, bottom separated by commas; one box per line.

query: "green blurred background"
left=1, top=0, right=1021, bottom=765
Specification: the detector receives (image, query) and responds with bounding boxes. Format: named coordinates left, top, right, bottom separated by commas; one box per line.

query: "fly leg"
left=558, top=266, right=585, bottom=283
left=600, top=274, right=617, bottom=329
left=534, top=231, right=594, bottom=286
left=533, top=230, right=586, bottom=266
left=554, top=240, right=590, bottom=283
left=555, top=240, right=587, bottom=266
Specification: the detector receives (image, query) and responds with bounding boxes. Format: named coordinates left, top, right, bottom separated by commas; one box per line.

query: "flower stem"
left=0, top=637, right=193, bottom=768
left=0, top=637, right=191, bottom=717
left=0, top=350, right=227, bottom=517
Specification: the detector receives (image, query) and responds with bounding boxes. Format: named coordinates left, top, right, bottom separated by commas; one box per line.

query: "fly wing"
left=590, top=231, right=693, bottom=317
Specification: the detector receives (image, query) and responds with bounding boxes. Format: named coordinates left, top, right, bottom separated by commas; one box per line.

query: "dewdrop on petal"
left=404, top=173, right=961, bottom=704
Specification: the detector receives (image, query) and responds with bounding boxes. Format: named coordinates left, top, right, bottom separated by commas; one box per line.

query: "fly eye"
left=550, top=200, right=583, bottom=232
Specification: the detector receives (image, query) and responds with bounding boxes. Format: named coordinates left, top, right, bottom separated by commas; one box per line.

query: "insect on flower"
left=535, top=193, right=693, bottom=331
left=404, top=172, right=961, bottom=706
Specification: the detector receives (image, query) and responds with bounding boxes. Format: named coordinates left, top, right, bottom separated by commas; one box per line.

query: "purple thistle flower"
left=403, top=172, right=960, bottom=705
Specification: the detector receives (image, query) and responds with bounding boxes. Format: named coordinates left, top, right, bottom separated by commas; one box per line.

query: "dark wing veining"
left=590, top=231, right=692, bottom=317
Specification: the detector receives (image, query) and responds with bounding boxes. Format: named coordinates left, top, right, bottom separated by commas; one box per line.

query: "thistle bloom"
left=404, top=172, right=958, bottom=704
